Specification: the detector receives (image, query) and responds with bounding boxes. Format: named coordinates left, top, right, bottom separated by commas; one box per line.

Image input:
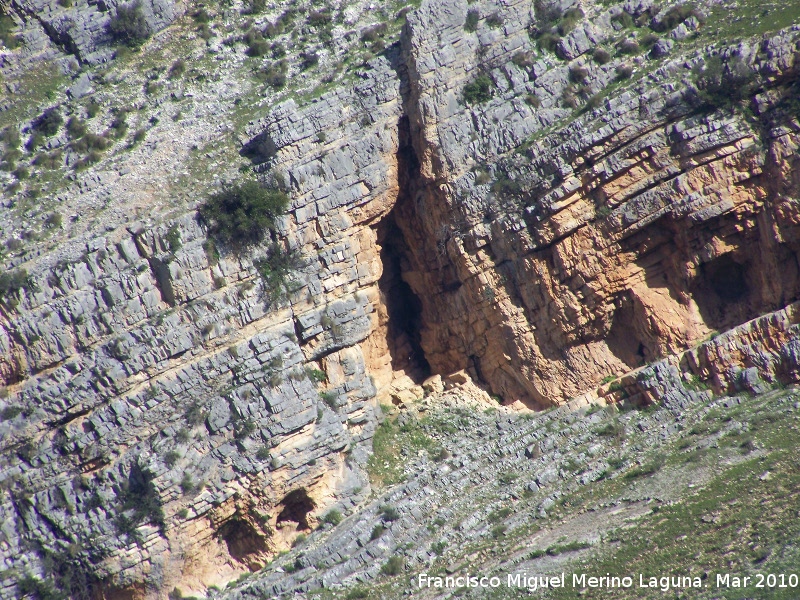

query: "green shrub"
left=44, top=212, right=62, bottom=228
left=380, top=505, right=400, bottom=521
left=611, top=11, right=634, bottom=30
left=322, top=509, right=343, bottom=526
left=525, top=94, right=541, bottom=107
left=67, top=117, right=86, bottom=139
left=370, top=524, right=386, bottom=540
left=108, top=1, right=150, bottom=46
left=199, top=180, right=289, bottom=247
left=693, top=54, right=755, bottom=109
left=255, top=244, right=302, bottom=298
left=615, top=63, right=633, bottom=80
left=593, top=46, right=612, bottom=64
left=1, top=405, right=23, bottom=420
left=300, top=51, right=319, bottom=71
left=559, top=7, right=584, bottom=34
left=71, top=132, right=108, bottom=153
left=0, top=269, right=30, bottom=304
left=116, top=464, right=165, bottom=536
left=165, top=450, right=180, bottom=467
left=244, top=29, right=269, bottom=56
left=486, top=13, right=503, bottom=28
left=569, top=65, right=588, bottom=83
left=0, top=13, right=19, bottom=49
left=259, top=60, right=287, bottom=89
left=1, top=126, right=21, bottom=149
left=491, top=524, right=507, bottom=538
left=512, top=51, right=534, bottom=70
left=652, top=3, right=702, bottom=32
left=380, top=556, right=404, bottom=576
left=169, top=59, right=186, bottom=79
left=462, top=74, right=494, bottom=105
left=345, top=587, right=370, bottom=600
left=87, top=101, right=101, bottom=118
left=308, top=10, right=332, bottom=26
left=109, top=109, right=129, bottom=138
left=361, top=23, right=387, bottom=43
left=33, top=108, right=63, bottom=137
left=180, top=473, right=197, bottom=494
left=464, top=9, right=479, bottom=31
left=306, top=368, right=327, bottom=383
left=537, top=31, right=561, bottom=52
left=618, top=38, right=640, bottom=55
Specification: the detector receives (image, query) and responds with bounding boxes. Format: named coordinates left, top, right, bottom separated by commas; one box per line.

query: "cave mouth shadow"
left=376, top=211, right=432, bottom=382
left=218, top=518, right=269, bottom=568
left=275, top=488, right=315, bottom=531
left=372, top=114, right=431, bottom=383
left=691, top=252, right=752, bottom=331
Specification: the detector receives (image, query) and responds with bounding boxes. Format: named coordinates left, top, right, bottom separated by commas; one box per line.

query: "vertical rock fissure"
left=374, top=115, right=432, bottom=384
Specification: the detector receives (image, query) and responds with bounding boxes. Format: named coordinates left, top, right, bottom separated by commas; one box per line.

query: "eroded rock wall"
left=378, top=0, right=800, bottom=408
left=0, top=51, right=403, bottom=599
left=3, top=0, right=800, bottom=596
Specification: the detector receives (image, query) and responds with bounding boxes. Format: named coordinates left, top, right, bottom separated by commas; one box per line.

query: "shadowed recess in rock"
left=275, top=488, right=315, bottom=531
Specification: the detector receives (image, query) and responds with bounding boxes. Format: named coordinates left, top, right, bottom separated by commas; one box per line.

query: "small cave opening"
left=692, top=253, right=752, bottom=331
left=606, top=294, right=648, bottom=370
left=218, top=518, right=269, bottom=569
left=275, top=488, right=315, bottom=531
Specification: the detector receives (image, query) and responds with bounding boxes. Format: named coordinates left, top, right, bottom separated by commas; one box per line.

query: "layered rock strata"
left=3, top=0, right=800, bottom=596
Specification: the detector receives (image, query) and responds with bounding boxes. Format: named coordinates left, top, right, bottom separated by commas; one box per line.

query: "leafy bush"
left=611, top=11, right=634, bottom=30
left=244, top=29, right=269, bottom=57
left=537, top=31, right=561, bottom=52
left=0, top=13, right=19, bottom=49
left=486, top=13, right=503, bottom=28
left=33, top=108, right=63, bottom=137
left=300, top=51, right=319, bottom=70
left=464, top=9, right=479, bottom=32
left=169, top=59, right=186, bottom=79
left=380, top=505, right=400, bottom=521
left=0, top=269, right=30, bottom=304
left=693, top=54, right=755, bottom=109
left=199, top=180, right=288, bottom=247
left=257, top=60, right=287, bottom=89
left=380, top=556, right=404, bottom=576
left=370, top=524, right=386, bottom=540
left=255, top=244, right=302, bottom=298
left=116, top=464, right=165, bottom=538
left=308, top=10, right=332, bottom=26
left=593, top=46, right=612, bottom=64
left=615, top=63, right=634, bottom=80
left=569, top=65, right=588, bottom=83
left=618, top=38, right=640, bottom=55
left=559, top=7, right=584, bottom=35
left=652, top=3, right=703, bottom=32
left=108, top=1, right=150, bottom=46
left=322, top=509, right=343, bottom=526
left=462, top=74, right=494, bottom=105
left=512, top=51, right=534, bottom=70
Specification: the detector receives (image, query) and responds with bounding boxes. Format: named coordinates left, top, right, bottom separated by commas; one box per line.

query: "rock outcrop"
left=2, top=0, right=800, bottom=596
left=7, top=0, right=184, bottom=66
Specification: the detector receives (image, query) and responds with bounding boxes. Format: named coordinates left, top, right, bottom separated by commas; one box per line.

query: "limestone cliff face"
left=3, top=0, right=800, bottom=596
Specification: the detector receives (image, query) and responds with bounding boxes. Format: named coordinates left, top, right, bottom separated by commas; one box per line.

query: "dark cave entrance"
left=692, top=253, right=753, bottom=331
left=275, top=488, right=315, bottom=531
left=218, top=518, right=269, bottom=569
left=606, top=294, right=648, bottom=369
left=377, top=214, right=431, bottom=381
left=374, top=115, right=431, bottom=382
